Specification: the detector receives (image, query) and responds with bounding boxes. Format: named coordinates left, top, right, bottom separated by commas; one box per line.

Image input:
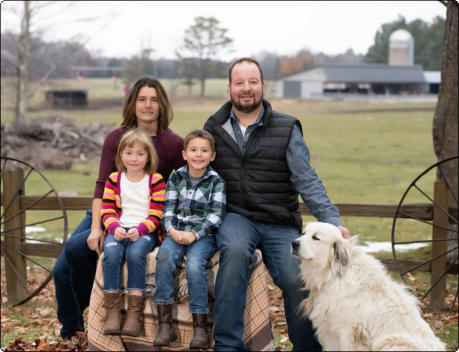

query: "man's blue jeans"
left=52, top=209, right=98, bottom=339
left=103, top=231, right=157, bottom=291
left=154, top=235, right=217, bottom=314
left=213, top=212, right=322, bottom=351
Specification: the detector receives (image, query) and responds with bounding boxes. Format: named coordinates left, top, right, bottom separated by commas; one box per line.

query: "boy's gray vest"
left=204, top=100, right=302, bottom=231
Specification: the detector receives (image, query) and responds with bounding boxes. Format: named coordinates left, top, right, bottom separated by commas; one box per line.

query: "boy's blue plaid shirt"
left=162, top=165, right=226, bottom=240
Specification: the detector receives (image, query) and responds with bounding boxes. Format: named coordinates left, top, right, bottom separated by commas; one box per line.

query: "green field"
left=1, top=77, right=439, bottom=243
left=1, top=78, right=457, bottom=350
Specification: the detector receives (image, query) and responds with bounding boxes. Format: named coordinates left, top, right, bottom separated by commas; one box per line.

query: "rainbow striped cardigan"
left=100, top=171, right=166, bottom=240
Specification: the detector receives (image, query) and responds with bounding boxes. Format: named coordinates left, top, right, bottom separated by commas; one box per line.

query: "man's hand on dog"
left=337, top=226, right=350, bottom=239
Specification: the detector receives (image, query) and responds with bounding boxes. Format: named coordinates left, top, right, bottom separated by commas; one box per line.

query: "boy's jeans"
left=154, top=235, right=217, bottom=314
left=103, top=229, right=157, bottom=291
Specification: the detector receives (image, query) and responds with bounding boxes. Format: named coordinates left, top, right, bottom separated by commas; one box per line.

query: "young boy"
left=154, top=129, right=226, bottom=349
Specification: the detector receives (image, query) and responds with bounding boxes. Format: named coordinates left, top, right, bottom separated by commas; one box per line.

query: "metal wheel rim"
left=1, top=156, right=69, bottom=305
left=391, top=156, right=458, bottom=308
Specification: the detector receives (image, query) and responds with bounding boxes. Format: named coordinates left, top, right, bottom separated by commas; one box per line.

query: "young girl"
left=100, top=128, right=166, bottom=337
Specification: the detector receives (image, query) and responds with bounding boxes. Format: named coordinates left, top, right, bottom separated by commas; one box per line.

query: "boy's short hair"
left=183, top=129, right=216, bottom=153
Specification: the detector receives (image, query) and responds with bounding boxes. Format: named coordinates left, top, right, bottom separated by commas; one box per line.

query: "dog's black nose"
left=291, top=239, right=300, bottom=254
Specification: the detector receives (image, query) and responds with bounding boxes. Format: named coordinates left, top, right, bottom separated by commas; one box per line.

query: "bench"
left=88, top=248, right=273, bottom=351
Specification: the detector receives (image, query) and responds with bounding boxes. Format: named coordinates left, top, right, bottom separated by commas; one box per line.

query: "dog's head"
left=292, top=222, right=352, bottom=276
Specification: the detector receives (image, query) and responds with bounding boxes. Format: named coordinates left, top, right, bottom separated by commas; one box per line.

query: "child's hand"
left=168, top=228, right=183, bottom=244
left=127, top=228, right=140, bottom=242
left=181, top=231, right=197, bottom=245
left=114, top=227, right=127, bottom=241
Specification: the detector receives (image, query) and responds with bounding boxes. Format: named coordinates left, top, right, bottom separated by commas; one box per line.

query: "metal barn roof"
left=279, top=64, right=427, bottom=84
left=321, top=64, right=426, bottom=83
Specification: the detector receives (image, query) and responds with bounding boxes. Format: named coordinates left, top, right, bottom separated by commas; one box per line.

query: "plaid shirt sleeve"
left=193, top=176, right=226, bottom=240
left=161, top=175, right=179, bottom=234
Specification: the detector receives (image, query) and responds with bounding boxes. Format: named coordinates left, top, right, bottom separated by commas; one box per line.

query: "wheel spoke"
left=421, top=257, right=458, bottom=300
left=0, top=167, right=33, bottom=222
left=413, top=183, right=459, bottom=225
left=1, top=241, right=52, bottom=273
left=400, top=246, right=458, bottom=276
left=438, top=162, right=459, bottom=206
left=0, top=246, right=30, bottom=293
left=2, top=189, right=54, bottom=226
left=0, top=157, right=8, bottom=179
left=2, top=230, right=64, bottom=245
left=1, top=215, right=65, bottom=241
left=394, top=237, right=458, bottom=245
left=398, top=210, right=457, bottom=233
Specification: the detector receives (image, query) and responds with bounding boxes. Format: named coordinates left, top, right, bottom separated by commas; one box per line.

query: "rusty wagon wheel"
left=391, top=156, right=458, bottom=310
left=1, top=156, right=68, bottom=306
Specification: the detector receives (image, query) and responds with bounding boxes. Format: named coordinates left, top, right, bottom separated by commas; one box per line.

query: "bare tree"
left=177, top=57, right=198, bottom=96
left=14, top=1, right=31, bottom=124
left=2, top=1, right=118, bottom=124
left=122, top=47, right=154, bottom=84
left=178, top=16, right=233, bottom=98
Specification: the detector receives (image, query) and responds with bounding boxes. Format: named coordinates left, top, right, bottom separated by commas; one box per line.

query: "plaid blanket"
left=88, top=248, right=273, bottom=351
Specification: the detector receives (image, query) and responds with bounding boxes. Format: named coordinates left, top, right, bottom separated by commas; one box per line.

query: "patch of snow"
left=358, top=241, right=428, bottom=253
left=25, top=226, right=46, bottom=233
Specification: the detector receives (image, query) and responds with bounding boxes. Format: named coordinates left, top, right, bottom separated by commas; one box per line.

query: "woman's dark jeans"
left=52, top=210, right=98, bottom=339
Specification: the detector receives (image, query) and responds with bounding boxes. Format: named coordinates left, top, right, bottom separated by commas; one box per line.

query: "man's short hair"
left=228, top=57, right=264, bottom=83
left=183, top=129, right=216, bottom=153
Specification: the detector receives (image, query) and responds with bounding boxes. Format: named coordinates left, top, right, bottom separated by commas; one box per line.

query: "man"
left=203, top=57, right=350, bottom=351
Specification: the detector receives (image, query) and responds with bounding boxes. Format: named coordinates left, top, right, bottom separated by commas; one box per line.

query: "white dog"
left=291, top=222, right=445, bottom=351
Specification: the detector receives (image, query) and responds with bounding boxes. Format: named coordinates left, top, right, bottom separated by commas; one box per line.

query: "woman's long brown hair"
left=121, top=77, right=173, bottom=135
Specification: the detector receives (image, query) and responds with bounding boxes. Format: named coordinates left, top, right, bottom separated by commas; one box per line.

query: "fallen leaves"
left=4, top=332, right=88, bottom=352
left=267, top=275, right=291, bottom=350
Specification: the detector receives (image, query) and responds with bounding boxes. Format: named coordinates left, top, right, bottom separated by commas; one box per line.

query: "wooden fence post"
left=430, top=180, right=449, bottom=310
left=3, top=168, right=28, bottom=304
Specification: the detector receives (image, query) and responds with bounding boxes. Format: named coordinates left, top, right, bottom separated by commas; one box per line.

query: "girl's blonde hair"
left=115, top=128, right=158, bottom=174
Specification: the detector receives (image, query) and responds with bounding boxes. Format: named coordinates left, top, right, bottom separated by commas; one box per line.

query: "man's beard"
left=231, top=92, right=263, bottom=113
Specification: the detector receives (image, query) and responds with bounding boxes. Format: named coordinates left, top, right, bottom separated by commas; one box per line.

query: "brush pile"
left=1, top=116, right=115, bottom=170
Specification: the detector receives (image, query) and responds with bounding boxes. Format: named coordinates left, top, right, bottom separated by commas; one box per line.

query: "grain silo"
left=389, top=29, right=414, bottom=66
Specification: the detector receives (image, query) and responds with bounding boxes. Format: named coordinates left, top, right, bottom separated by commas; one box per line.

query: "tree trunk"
left=200, top=77, right=206, bottom=98
left=15, top=1, right=31, bottom=125
left=432, top=1, right=458, bottom=267
left=432, top=1, right=458, bottom=184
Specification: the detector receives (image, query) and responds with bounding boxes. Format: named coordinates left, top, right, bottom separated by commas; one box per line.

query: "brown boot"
left=121, top=294, right=145, bottom=336
left=189, top=313, right=210, bottom=349
left=153, top=304, right=177, bottom=346
left=103, top=292, right=121, bottom=335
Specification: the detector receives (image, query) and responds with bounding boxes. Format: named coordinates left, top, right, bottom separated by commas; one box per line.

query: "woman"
left=52, top=77, right=185, bottom=339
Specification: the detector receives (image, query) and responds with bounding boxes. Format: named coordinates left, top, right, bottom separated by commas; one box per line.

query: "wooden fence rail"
left=1, top=169, right=454, bottom=309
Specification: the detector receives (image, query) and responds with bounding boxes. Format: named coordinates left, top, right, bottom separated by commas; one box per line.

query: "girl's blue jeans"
left=103, top=229, right=157, bottom=292
left=154, top=235, right=217, bottom=314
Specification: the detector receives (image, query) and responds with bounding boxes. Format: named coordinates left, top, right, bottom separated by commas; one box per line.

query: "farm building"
left=424, top=71, right=441, bottom=94
left=275, top=28, right=440, bottom=98
left=274, top=64, right=430, bottom=98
